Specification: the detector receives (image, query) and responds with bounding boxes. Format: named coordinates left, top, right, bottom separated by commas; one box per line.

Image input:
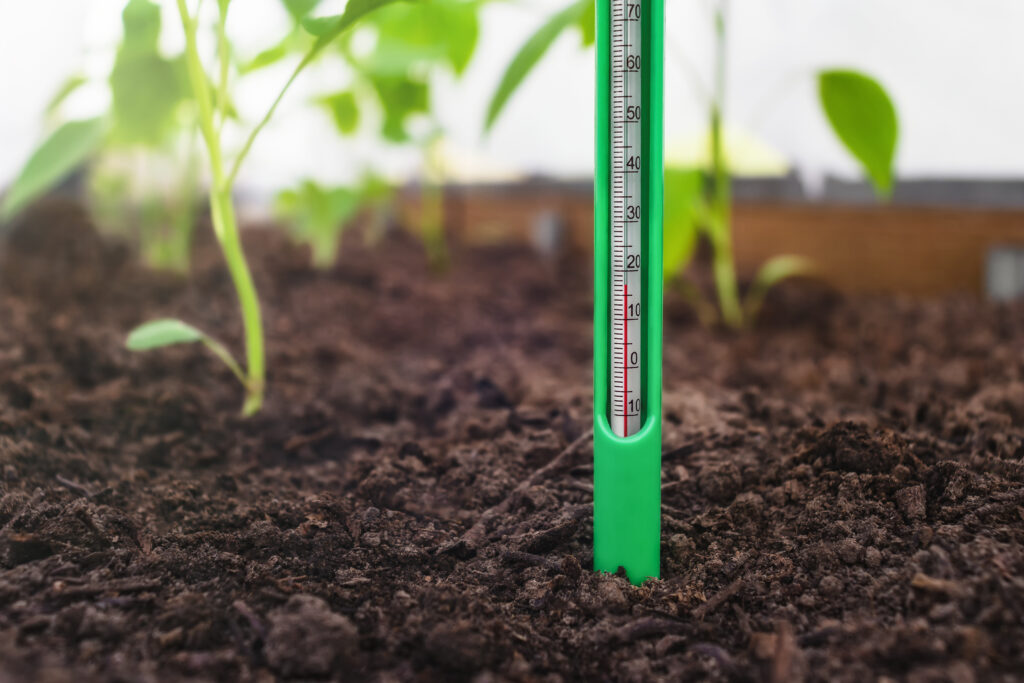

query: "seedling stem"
left=126, top=0, right=407, bottom=414
left=707, top=2, right=742, bottom=329
left=178, top=0, right=265, bottom=415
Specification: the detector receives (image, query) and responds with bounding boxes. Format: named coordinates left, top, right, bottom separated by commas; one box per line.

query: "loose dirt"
left=1, top=200, right=1022, bottom=681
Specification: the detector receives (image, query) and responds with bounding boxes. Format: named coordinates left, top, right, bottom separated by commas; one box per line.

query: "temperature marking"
left=609, top=0, right=642, bottom=437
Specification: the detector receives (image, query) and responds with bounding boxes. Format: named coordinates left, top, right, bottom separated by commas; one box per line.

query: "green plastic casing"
left=593, top=0, right=664, bottom=585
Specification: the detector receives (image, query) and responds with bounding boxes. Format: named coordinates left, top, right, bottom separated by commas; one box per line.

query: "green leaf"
left=662, top=167, right=704, bottom=279
left=743, top=255, right=816, bottom=322
left=1, top=118, right=107, bottom=221
left=240, top=25, right=314, bottom=74
left=121, top=0, right=162, bottom=53
left=110, top=0, right=189, bottom=145
left=242, top=37, right=292, bottom=73
left=484, top=0, right=590, bottom=132
left=45, top=75, right=89, bottom=117
left=275, top=180, right=363, bottom=268
left=368, top=74, right=429, bottom=141
left=357, top=0, right=480, bottom=77
left=301, top=0, right=412, bottom=56
left=282, top=0, right=321, bottom=21
left=434, top=0, right=480, bottom=74
left=576, top=0, right=594, bottom=46
left=126, top=318, right=204, bottom=350
left=110, top=54, right=188, bottom=145
left=818, top=69, right=899, bottom=198
left=126, top=318, right=248, bottom=385
left=318, top=90, right=360, bottom=134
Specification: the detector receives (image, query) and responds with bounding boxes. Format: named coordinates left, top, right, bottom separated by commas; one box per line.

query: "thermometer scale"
left=593, top=0, right=663, bottom=584
left=609, top=0, right=644, bottom=438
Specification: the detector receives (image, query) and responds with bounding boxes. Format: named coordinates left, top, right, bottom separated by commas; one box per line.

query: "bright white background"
left=2, top=0, right=1023, bottom=196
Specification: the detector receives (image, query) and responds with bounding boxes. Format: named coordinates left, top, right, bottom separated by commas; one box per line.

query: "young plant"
left=2, top=0, right=202, bottom=272
left=665, top=2, right=899, bottom=327
left=328, top=0, right=483, bottom=271
left=486, top=0, right=900, bottom=328
left=273, top=175, right=391, bottom=268
left=125, top=0, right=406, bottom=416
left=254, top=0, right=484, bottom=271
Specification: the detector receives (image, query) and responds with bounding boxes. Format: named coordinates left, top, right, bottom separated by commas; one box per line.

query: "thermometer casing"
left=592, top=0, right=664, bottom=585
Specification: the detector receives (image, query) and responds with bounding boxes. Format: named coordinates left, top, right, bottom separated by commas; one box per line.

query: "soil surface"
left=1, top=200, right=1023, bottom=682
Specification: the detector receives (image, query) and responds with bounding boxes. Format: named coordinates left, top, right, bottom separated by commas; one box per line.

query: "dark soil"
left=1, top=199, right=1023, bottom=682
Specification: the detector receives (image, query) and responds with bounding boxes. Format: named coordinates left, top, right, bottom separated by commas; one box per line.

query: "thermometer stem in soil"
left=593, top=0, right=664, bottom=585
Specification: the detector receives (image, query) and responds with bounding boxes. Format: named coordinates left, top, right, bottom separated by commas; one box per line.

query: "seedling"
left=487, top=0, right=900, bottom=328
left=3, top=0, right=203, bottom=272
left=661, top=2, right=900, bottom=328
left=125, top=0, right=407, bottom=416
left=592, top=0, right=664, bottom=585
left=333, top=0, right=484, bottom=270
left=275, top=181, right=364, bottom=269
left=253, top=0, right=484, bottom=271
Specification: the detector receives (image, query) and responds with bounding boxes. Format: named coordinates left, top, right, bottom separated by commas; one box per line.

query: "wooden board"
left=419, top=185, right=1024, bottom=296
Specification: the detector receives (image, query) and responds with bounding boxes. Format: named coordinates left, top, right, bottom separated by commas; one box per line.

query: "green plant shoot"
left=668, top=2, right=898, bottom=328
left=244, top=0, right=480, bottom=271
left=487, top=0, right=899, bottom=328
left=322, top=0, right=482, bottom=270
left=126, top=0, right=408, bottom=416
left=3, top=0, right=203, bottom=272
left=274, top=180, right=363, bottom=268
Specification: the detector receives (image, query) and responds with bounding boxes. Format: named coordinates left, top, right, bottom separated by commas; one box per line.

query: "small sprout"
left=126, top=318, right=248, bottom=390
left=742, top=255, right=816, bottom=322
left=274, top=180, right=362, bottom=268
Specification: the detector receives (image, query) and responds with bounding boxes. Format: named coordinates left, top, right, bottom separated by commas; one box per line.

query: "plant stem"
left=216, top=1, right=231, bottom=132
left=707, top=0, right=742, bottom=329
left=209, top=186, right=265, bottom=414
left=177, top=0, right=265, bottom=415
left=422, top=134, right=449, bottom=272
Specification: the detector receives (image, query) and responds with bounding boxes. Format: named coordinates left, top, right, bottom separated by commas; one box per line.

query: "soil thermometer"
left=593, top=0, right=663, bottom=584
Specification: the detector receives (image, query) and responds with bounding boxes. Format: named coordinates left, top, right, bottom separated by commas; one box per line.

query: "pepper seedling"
left=273, top=175, right=391, bottom=268
left=661, top=1, right=900, bottom=328
left=125, top=0, right=408, bottom=416
left=487, top=0, right=900, bottom=328
left=252, top=0, right=485, bottom=271
left=2, top=0, right=203, bottom=273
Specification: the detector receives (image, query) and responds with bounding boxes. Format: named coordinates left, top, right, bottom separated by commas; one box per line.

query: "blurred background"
left=2, top=0, right=1024, bottom=298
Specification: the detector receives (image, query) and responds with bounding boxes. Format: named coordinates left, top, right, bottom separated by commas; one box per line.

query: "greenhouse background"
left=4, top=0, right=1024, bottom=194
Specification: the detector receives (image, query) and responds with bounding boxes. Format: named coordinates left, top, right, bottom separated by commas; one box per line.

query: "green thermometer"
left=593, top=0, right=664, bottom=584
